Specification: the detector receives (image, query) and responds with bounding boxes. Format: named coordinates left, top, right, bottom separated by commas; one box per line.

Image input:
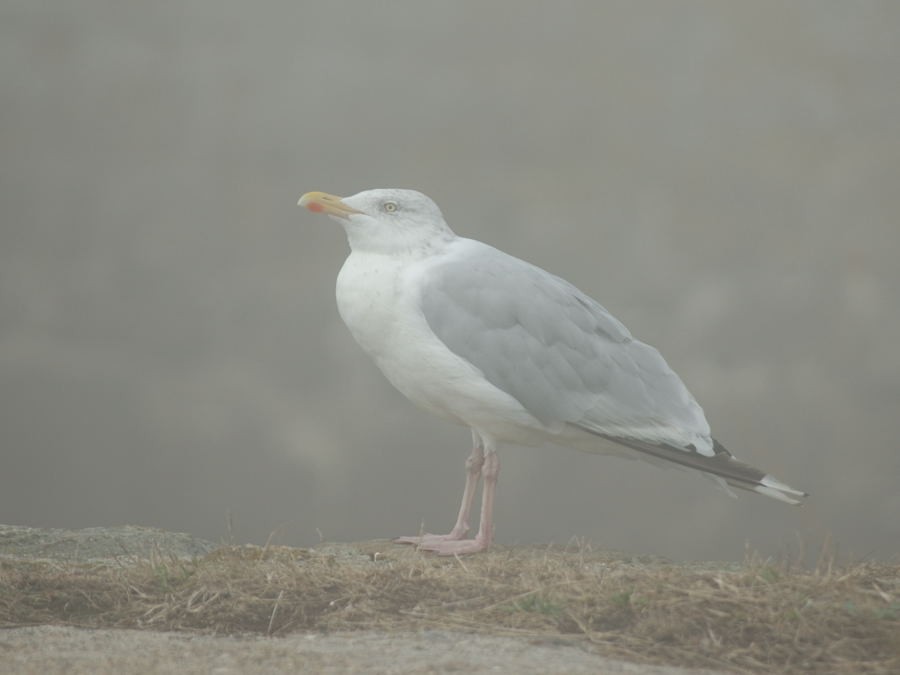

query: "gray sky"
left=2, top=1, right=898, bottom=562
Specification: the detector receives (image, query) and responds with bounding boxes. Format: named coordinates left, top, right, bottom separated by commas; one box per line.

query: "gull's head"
left=298, top=188, right=455, bottom=255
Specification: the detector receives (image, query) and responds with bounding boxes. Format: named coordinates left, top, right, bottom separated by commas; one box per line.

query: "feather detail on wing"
left=419, top=239, right=709, bottom=442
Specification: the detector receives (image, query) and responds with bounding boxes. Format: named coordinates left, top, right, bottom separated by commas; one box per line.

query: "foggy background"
left=2, top=1, right=898, bottom=563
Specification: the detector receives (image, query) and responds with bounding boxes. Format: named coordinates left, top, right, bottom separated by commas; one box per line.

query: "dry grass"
left=2, top=540, right=898, bottom=674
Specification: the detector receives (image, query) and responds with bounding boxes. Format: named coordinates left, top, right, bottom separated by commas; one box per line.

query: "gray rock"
left=0, top=524, right=217, bottom=562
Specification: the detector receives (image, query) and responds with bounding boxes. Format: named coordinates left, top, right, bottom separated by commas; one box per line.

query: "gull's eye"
left=383, top=201, right=398, bottom=213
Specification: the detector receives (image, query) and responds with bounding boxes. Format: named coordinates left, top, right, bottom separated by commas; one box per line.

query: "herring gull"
left=298, top=188, right=807, bottom=555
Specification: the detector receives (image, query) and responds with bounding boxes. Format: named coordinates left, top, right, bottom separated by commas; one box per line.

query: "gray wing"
left=419, top=239, right=710, bottom=446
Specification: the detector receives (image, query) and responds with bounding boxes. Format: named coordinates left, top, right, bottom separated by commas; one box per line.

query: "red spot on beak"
left=307, top=201, right=324, bottom=213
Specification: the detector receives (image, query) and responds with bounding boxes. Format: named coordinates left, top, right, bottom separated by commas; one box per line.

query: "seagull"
left=298, top=188, right=807, bottom=555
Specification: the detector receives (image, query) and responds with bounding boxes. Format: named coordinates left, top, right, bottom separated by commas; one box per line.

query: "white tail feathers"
left=752, top=474, right=809, bottom=505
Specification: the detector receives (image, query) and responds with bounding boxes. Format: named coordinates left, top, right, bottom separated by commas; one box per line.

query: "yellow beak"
left=297, top=191, right=363, bottom=219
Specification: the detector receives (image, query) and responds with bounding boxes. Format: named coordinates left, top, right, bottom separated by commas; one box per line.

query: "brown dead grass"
left=1, top=540, right=898, bottom=674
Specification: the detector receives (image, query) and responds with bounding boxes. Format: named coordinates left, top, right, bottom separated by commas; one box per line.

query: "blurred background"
left=2, top=1, right=898, bottom=563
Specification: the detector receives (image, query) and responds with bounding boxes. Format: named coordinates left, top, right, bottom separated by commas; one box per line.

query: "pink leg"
left=422, top=450, right=499, bottom=555
left=394, top=442, right=484, bottom=545
left=400, top=448, right=500, bottom=556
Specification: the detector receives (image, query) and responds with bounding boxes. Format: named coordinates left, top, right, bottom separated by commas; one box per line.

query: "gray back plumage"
left=418, top=240, right=709, bottom=440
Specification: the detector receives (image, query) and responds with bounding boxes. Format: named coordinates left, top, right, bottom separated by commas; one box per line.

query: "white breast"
left=335, top=249, right=546, bottom=443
